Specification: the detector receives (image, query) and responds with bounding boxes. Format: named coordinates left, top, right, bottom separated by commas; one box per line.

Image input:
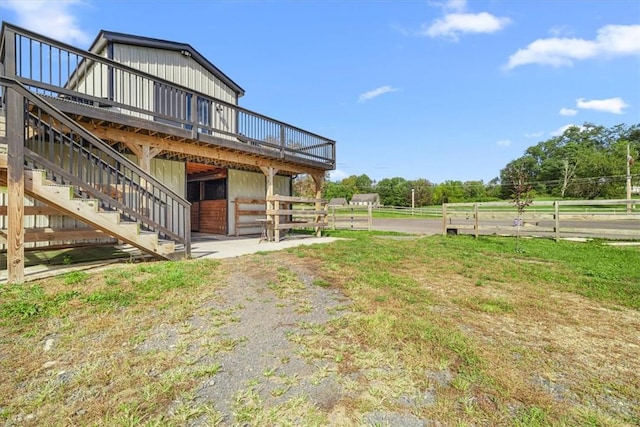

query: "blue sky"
left=2, top=0, right=639, bottom=183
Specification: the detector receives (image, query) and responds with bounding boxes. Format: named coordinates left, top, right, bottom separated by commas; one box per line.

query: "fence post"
left=554, top=201, right=560, bottom=242
left=274, top=199, right=281, bottom=242
left=350, top=207, right=354, bottom=229
left=368, top=205, right=373, bottom=231
left=474, top=203, right=479, bottom=239
left=332, top=206, right=336, bottom=230
left=442, top=204, right=447, bottom=236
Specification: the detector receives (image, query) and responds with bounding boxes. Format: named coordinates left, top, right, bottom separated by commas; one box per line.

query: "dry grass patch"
left=0, top=259, right=229, bottom=425
left=287, top=232, right=640, bottom=426
left=1, top=233, right=638, bottom=426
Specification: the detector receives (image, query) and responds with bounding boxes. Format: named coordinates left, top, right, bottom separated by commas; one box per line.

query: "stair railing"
left=1, top=76, right=191, bottom=256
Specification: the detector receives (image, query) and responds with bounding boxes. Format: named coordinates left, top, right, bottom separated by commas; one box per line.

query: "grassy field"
left=1, top=232, right=638, bottom=426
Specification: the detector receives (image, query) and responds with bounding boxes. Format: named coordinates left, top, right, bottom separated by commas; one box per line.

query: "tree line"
left=293, top=123, right=639, bottom=206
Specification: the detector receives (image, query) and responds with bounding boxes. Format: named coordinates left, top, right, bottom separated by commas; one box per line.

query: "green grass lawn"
left=1, top=232, right=638, bottom=426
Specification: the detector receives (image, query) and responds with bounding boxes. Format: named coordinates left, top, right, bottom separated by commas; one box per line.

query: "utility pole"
left=411, top=188, right=415, bottom=215
left=627, top=143, right=632, bottom=213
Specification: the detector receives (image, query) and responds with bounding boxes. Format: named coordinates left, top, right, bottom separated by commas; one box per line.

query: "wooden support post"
left=368, top=205, right=373, bottom=231
left=312, top=174, right=324, bottom=237
left=7, top=89, right=25, bottom=284
left=260, top=166, right=278, bottom=241
left=121, top=141, right=161, bottom=174
left=119, top=141, right=161, bottom=236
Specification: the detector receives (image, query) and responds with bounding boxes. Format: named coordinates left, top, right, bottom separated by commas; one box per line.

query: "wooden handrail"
left=1, top=77, right=191, bottom=250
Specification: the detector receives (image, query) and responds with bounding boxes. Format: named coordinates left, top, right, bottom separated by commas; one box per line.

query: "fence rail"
left=234, top=197, right=266, bottom=237
left=328, top=206, right=372, bottom=231
left=443, top=199, right=640, bottom=240
left=266, top=195, right=327, bottom=242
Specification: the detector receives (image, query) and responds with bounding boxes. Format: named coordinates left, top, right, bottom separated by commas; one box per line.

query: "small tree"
left=506, top=161, right=534, bottom=252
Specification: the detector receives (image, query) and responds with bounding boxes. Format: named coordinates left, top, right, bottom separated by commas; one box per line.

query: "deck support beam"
left=7, top=89, right=25, bottom=284
left=121, top=140, right=163, bottom=174
left=81, top=124, right=323, bottom=176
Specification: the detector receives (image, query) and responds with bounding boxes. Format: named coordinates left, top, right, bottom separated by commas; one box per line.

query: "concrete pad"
left=191, top=235, right=341, bottom=259
left=0, top=235, right=341, bottom=283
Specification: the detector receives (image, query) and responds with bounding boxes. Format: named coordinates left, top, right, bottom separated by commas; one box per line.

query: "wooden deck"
left=47, top=97, right=330, bottom=177
left=1, top=22, right=335, bottom=179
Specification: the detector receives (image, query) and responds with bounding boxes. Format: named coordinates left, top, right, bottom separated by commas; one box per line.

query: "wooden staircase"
left=23, top=169, right=176, bottom=257
left=1, top=77, right=190, bottom=282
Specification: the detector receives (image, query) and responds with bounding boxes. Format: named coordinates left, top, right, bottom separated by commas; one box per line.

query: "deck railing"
left=1, top=76, right=191, bottom=253
left=0, top=22, right=336, bottom=168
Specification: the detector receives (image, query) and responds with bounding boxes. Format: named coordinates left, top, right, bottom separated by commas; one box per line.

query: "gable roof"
left=328, top=197, right=348, bottom=206
left=89, top=30, right=245, bottom=97
left=350, top=193, right=380, bottom=203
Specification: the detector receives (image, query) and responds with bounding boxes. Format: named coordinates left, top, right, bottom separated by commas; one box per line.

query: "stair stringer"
left=24, top=170, right=175, bottom=259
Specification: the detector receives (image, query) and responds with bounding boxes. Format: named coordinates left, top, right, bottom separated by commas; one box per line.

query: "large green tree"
left=322, top=173, right=374, bottom=201
left=432, top=180, right=465, bottom=204
left=376, top=177, right=411, bottom=206
left=500, top=123, right=639, bottom=199
left=408, top=178, right=434, bottom=207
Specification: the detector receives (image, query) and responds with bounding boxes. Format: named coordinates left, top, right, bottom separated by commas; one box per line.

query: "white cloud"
left=576, top=97, right=629, bottom=114
left=358, top=86, right=398, bottom=103
left=496, top=139, right=512, bottom=147
left=0, top=0, right=89, bottom=45
left=421, top=1, right=509, bottom=40
left=442, top=0, right=467, bottom=13
left=422, top=12, right=511, bottom=40
left=506, top=24, right=640, bottom=69
left=559, top=108, right=578, bottom=116
left=524, top=131, right=544, bottom=138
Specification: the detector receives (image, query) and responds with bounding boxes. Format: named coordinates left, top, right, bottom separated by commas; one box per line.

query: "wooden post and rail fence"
left=328, top=205, right=373, bottom=231
left=234, top=196, right=329, bottom=242
left=233, top=197, right=378, bottom=239
left=442, top=199, right=640, bottom=240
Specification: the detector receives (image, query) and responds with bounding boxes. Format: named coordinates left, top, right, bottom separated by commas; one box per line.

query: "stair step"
left=24, top=168, right=177, bottom=259
left=157, top=239, right=177, bottom=256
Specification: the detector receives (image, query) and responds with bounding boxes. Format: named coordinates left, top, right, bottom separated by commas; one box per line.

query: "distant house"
left=328, top=197, right=348, bottom=207
left=349, top=193, right=380, bottom=207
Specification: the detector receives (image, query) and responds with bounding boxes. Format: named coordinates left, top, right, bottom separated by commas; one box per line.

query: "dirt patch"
left=2, top=241, right=638, bottom=426
left=175, top=256, right=350, bottom=424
